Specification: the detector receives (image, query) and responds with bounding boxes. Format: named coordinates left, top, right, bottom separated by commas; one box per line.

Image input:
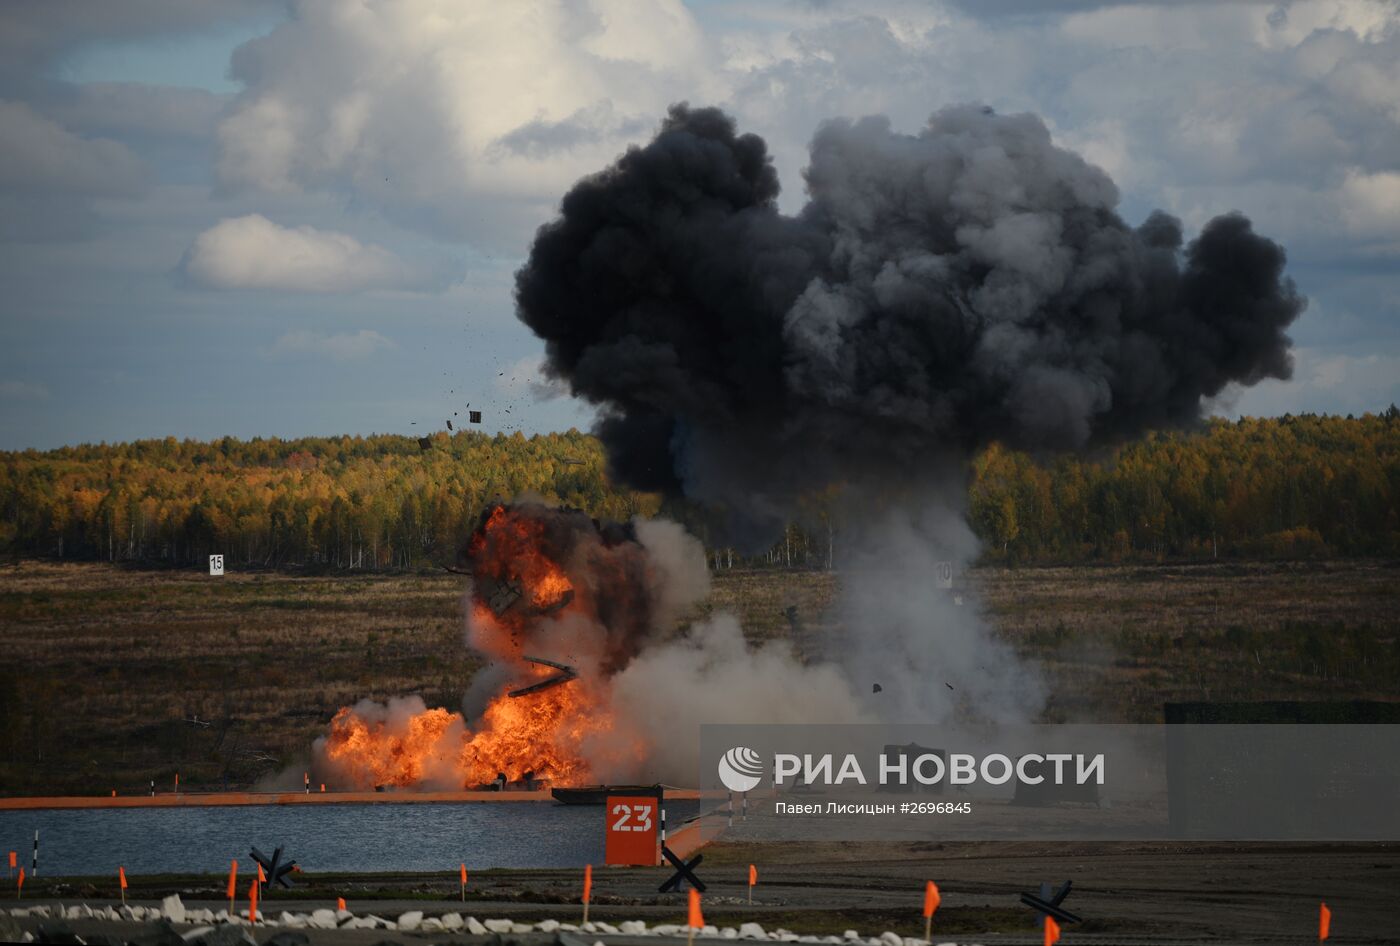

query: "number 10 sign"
left=605, top=794, right=658, bottom=866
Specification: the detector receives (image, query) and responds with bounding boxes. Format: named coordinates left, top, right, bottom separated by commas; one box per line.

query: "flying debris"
left=560, top=457, right=585, bottom=465
left=469, top=411, right=482, bottom=424
left=474, top=572, right=575, bottom=617
left=872, top=684, right=883, bottom=694
left=446, top=419, right=453, bottom=431
left=475, top=574, right=523, bottom=615
left=417, top=437, right=433, bottom=451
left=508, top=655, right=580, bottom=698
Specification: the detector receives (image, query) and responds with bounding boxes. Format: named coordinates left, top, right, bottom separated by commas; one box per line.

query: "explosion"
left=314, top=103, right=1306, bottom=782
left=315, top=502, right=698, bottom=789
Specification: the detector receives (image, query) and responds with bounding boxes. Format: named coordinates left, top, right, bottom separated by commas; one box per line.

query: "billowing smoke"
left=516, top=104, right=1305, bottom=544
left=515, top=103, right=1304, bottom=724
left=306, top=105, right=1310, bottom=785
left=314, top=501, right=861, bottom=788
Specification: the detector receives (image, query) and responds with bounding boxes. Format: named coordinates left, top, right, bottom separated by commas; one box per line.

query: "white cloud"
left=0, top=0, right=278, bottom=79
left=1340, top=168, right=1400, bottom=238
left=0, top=100, right=146, bottom=196
left=204, top=0, right=1400, bottom=255
left=180, top=214, right=447, bottom=292
left=1220, top=347, right=1400, bottom=418
left=46, top=83, right=228, bottom=143
left=215, top=0, right=714, bottom=244
left=0, top=380, right=51, bottom=401
left=268, top=329, right=394, bottom=361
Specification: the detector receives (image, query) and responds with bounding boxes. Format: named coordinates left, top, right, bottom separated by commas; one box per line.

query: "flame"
left=320, top=681, right=613, bottom=788
left=531, top=569, right=573, bottom=609
left=318, top=503, right=653, bottom=789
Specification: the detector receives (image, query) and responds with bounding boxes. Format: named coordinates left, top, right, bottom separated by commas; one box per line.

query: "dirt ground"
left=2, top=559, right=1396, bottom=795
left=7, top=839, right=1397, bottom=944
left=2, top=559, right=1397, bottom=943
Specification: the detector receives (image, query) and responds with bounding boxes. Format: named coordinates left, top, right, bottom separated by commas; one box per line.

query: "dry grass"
left=975, top=560, right=1400, bottom=721
left=0, top=562, right=479, bottom=795
left=1, top=558, right=1396, bottom=794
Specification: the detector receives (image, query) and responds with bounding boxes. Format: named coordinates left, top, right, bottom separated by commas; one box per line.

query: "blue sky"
left=2, top=0, right=1398, bottom=450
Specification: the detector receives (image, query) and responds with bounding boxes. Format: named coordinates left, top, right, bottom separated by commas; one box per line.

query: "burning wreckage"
left=313, top=502, right=687, bottom=792
left=471, top=570, right=579, bottom=697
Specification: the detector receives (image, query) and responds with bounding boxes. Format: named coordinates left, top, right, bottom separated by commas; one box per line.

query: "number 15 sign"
left=605, top=794, right=658, bottom=866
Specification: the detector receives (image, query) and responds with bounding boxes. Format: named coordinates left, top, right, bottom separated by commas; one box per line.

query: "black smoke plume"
left=516, top=104, right=1305, bottom=543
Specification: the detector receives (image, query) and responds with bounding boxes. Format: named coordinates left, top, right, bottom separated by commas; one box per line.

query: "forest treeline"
left=1, top=410, right=1397, bottom=568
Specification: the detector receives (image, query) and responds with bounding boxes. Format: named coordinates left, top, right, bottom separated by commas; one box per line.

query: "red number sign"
left=605, top=794, right=659, bottom=866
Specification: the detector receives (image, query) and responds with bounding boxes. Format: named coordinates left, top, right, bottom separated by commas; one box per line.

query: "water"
left=0, top=801, right=698, bottom=877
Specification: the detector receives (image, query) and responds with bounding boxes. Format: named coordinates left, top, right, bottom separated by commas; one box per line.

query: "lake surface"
left=0, top=800, right=699, bottom=876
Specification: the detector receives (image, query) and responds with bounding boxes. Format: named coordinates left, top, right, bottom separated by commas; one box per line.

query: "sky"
left=1, top=0, right=1398, bottom=451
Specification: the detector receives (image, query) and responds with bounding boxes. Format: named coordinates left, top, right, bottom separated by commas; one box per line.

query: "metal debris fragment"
left=417, top=437, right=433, bottom=450
left=476, top=574, right=523, bottom=614
left=469, top=410, right=482, bottom=424
left=508, top=655, right=579, bottom=698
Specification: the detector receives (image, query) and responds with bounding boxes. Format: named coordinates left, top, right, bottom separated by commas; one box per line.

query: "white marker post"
left=209, top=554, right=224, bottom=576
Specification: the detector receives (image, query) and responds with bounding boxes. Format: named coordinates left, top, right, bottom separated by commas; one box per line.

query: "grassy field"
left=1, top=559, right=1397, bottom=795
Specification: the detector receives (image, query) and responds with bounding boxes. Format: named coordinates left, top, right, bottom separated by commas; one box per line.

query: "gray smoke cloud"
left=516, top=103, right=1305, bottom=546
left=515, top=103, right=1304, bottom=728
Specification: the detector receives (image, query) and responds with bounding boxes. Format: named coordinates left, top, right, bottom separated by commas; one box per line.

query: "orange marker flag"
left=748, top=864, right=757, bottom=904
left=119, top=866, right=128, bottom=905
left=686, top=888, right=704, bottom=946
left=579, top=862, right=596, bottom=923
left=1044, top=915, right=1061, bottom=946
left=16, top=867, right=24, bottom=899
left=336, top=896, right=347, bottom=912
left=922, top=881, right=941, bottom=941
left=1319, top=902, right=1331, bottom=942
left=460, top=863, right=468, bottom=902
left=257, top=862, right=267, bottom=884
left=7, top=851, right=15, bottom=871
left=248, top=878, right=259, bottom=923
left=226, top=859, right=238, bottom=915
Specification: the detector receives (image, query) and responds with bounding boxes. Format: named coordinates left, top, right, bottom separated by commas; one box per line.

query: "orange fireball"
left=318, top=503, right=660, bottom=790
